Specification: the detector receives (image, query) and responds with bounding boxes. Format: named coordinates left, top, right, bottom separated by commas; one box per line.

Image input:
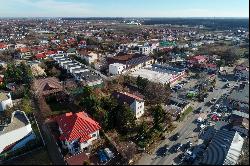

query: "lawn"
left=178, top=106, right=193, bottom=122
left=4, top=148, right=52, bottom=165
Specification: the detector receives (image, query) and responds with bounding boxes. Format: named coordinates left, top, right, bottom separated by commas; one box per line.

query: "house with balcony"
left=18, top=47, right=32, bottom=60
left=112, top=91, right=145, bottom=119
left=138, top=44, right=154, bottom=55
left=109, top=63, right=126, bottom=75
left=78, top=51, right=98, bottom=65
left=55, top=112, right=101, bottom=155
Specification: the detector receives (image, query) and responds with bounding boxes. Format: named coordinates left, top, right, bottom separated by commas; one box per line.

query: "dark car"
left=198, top=97, right=205, bottom=102
left=156, top=147, right=167, bottom=157
left=204, top=93, right=209, bottom=98
left=185, top=141, right=192, bottom=149
left=222, top=78, right=228, bottom=82
left=195, top=107, right=202, bottom=113
left=164, top=144, right=170, bottom=151
left=225, top=83, right=230, bottom=88
left=178, top=153, right=185, bottom=161
left=173, top=133, right=180, bottom=141
left=172, top=88, right=178, bottom=92
left=208, top=87, right=214, bottom=92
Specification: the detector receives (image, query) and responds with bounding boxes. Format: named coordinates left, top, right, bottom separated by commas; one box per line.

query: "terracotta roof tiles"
left=55, top=112, right=101, bottom=143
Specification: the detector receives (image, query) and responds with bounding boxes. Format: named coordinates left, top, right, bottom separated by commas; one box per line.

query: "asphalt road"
left=136, top=73, right=237, bottom=165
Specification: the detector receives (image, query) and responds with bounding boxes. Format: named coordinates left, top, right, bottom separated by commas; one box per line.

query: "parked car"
left=164, top=144, right=170, bottom=151
left=182, top=80, right=188, bottom=84
left=175, top=85, right=182, bottom=89
left=98, top=150, right=109, bottom=163
left=222, top=78, right=228, bottom=82
left=104, top=148, right=114, bottom=159
left=204, top=93, right=209, bottom=98
left=178, top=153, right=185, bottom=161
left=183, top=141, right=192, bottom=151
left=208, top=87, right=214, bottom=92
left=156, top=147, right=167, bottom=157
left=209, top=98, right=217, bottom=104
left=224, top=83, right=230, bottom=88
left=173, top=133, right=180, bottom=141
left=176, top=143, right=183, bottom=152
left=214, top=104, right=220, bottom=109
left=138, top=147, right=146, bottom=151
left=195, top=107, right=202, bottom=113
left=198, top=97, right=205, bottom=102
left=172, top=88, right=178, bottom=92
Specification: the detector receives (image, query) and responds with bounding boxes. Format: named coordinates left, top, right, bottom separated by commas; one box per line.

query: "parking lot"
left=137, top=70, right=241, bottom=165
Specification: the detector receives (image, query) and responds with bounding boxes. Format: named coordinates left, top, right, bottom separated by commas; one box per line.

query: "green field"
left=179, top=106, right=193, bottom=122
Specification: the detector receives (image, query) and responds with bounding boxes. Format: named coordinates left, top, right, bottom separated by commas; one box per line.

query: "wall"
left=63, top=130, right=100, bottom=154
left=11, top=132, right=36, bottom=151
left=109, top=64, right=125, bottom=75
left=130, top=100, right=144, bottom=119
left=80, top=130, right=99, bottom=149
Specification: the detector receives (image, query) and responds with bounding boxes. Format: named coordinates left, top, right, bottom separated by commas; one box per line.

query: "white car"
left=104, top=148, right=114, bottom=159
left=212, top=112, right=218, bottom=115
left=215, top=104, right=220, bottom=109
left=197, top=117, right=203, bottom=123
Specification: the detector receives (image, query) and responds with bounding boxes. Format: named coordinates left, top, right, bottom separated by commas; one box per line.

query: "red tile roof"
left=0, top=43, right=7, bottom=49
left=65, top=151, right=89, bottom=165
left=67, top=38, right=76, bottom=43
left=55, top=112, right=101, bottom=143
left=206, top=63, right=217, bottom=68
left=120, top=91, right=143, bottom=101
left=0, top=76, right=3, bottom=82
left=19, top=47, right=30, bottom=53
left=191, top=55, right=207, bottom=61
left=112, top=91, right=144, bottom=105
left=35, top=53, right=46, bottom=59
left=46, top=50, right=56, bottom=55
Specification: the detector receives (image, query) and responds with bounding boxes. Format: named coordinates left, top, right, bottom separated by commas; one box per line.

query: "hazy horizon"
left=0, top=0, right=248, bottom=18
left=0, top=17, right=249, bottom=19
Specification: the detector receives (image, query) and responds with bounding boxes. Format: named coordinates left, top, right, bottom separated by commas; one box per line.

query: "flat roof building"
left=201, top=130, right=244, bottom=165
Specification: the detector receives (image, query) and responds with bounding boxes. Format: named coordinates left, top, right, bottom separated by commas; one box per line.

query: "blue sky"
left=0, top=0, right=249, bottom=17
